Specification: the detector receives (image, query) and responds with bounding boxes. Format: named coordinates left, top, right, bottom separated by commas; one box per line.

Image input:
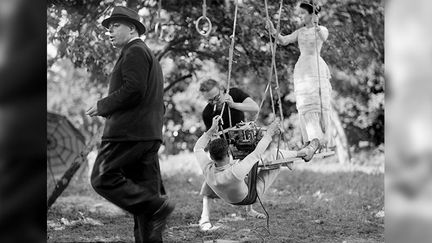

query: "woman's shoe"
left=301, top=138, right=321, bottom=162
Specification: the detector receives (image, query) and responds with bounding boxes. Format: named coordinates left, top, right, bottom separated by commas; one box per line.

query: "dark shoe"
left=301, top=138, right=320, bottom=162
left=149, top=199, right=175, bottom=240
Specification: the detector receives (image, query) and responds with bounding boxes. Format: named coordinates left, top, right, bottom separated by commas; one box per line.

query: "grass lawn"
left=47, top=152, right=384, bottom=242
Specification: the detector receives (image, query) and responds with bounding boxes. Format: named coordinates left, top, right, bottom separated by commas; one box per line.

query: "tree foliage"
left=47, top=0, right=384, bottom=153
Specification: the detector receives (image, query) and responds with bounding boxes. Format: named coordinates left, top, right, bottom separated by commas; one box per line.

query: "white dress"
left=279, top=25, right=333, bottom=145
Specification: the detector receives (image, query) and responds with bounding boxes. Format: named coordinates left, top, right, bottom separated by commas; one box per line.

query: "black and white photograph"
left=36, top=0, right=431, bottom=242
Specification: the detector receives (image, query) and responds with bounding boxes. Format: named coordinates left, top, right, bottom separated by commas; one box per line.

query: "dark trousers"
left=91, top=140, right=165, bottom=242
left=232, top=162, right=259, bottom=206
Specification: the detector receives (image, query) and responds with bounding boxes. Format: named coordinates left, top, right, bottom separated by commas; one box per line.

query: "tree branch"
left=164, top=74, right=192, bottom=93
left=156, top=36, right=189, bottom=61
left=170, top=47, right=225, bottom=60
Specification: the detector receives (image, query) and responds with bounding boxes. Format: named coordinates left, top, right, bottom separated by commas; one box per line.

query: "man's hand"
left=224, top=94, right=235, bottom=107
left=208, top=115, right=221, bottom=135
left=266, top=117, right=281, bottom=137
left=86, top=105, right=99, bottom=117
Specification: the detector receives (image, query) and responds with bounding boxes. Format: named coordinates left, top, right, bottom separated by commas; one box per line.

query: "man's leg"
left=91, top=141, right=173, bottom=242
left=91, top=141, right=165, bottom=214
left=245, top=204, right=266, bottom=219
left=200, top=195, right=211, bottom=224
left=133, top=216, right=142, bottom=243
left=256, top=167, right=281, bottom=197
left=198, top=182, right=220, bottom=231
left=133, top=215, right=151, bottom=243
left=199, top=181, right=262, bottom=223
left=160, top=180, right=167, bottom=196
left=254, top=145, right=319, bottom=194
left=156, top=160, right=167, bottom=197
left=255, top=149, right=298, bottom=196
left=123, top=141, right=175, bottom=242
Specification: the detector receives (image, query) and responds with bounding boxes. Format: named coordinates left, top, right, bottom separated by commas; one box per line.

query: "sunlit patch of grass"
left=48, top=151, right=384, bottom=242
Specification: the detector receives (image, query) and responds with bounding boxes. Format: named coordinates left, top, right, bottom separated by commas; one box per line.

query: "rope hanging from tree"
left=228, top=0, right=287, bottom=232
left=207, top=0, right=336, bottom=232
left=256, top=0, right=279, bottom=121
left=268, top=0, right=285, bottom=122
left=312, top=1, right=326, bottom=134
left=195, top=0, right=213, bottom=37
left=154, top=0, right=163, bottom=39
left=219, top=0, right=240, bottom=127
left=260, top=0, right=286, bottom=159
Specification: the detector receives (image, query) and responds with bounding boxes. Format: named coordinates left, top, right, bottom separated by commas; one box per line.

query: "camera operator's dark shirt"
left=202, top=87, right=249, bottom=130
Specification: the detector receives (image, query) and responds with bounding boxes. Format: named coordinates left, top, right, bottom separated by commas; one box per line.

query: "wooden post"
left=47, top=150, right=88, bottom=210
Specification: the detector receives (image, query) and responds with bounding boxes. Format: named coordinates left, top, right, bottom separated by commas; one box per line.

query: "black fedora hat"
left=102, top=6, right=146, bottom=35
left=300, top=1, right=321, bottom=14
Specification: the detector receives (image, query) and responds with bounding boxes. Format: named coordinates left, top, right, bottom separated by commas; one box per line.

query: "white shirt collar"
left=128, top=36, right=140, bottom=43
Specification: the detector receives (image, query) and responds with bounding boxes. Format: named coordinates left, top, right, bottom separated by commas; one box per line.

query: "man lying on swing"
left=194, top=115, right=320, bottom=209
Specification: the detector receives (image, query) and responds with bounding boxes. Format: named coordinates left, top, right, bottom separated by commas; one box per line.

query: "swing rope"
left=202, top=0, right=207, bottom=18
left=214, top=3, right=273, bottom=234
left=237, top=0, right=286, bottom=234
left=261, top=0, right=286, bottom=159
left=154, top=0, right=162, bottom=38
left=273, top=0, right=286, bottom=158
left=312, top=1, right=326, bottom=136
left=257, top=189, right=271, bottom=234
left=255, top=81, right=273, bottom=122
left=196, top=0, right=213, bottom=37
left=219, top=0, right=239, bottom=127
left=271, top=0, right=285, bottom=123
left=255, top=3, right=285, bottom=121
left=257, top=0, right=278, bottom=121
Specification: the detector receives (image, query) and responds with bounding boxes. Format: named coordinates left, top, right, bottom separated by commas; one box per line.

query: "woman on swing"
left=194, top=116, right=319, bottom=212
left=266, top=1, right=333, bottom=151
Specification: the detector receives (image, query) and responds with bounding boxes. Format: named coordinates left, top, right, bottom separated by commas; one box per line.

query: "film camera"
left=223, top=121, right=266, bottom=160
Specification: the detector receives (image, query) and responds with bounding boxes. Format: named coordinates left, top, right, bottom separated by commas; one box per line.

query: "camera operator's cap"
left=102, top=6, right=146, bottom=35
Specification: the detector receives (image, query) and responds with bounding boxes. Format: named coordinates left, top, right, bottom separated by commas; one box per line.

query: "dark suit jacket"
left=97, top=39, right=164, bottom=142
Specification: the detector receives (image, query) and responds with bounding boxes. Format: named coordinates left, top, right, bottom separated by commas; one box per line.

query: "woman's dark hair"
left=300, top=1, right=321, bottom=15
left=208, top=138, right=229, bottom=162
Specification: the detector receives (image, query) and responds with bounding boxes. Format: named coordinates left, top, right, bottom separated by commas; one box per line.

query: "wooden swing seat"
left=258, top=150, right=335, bottom=171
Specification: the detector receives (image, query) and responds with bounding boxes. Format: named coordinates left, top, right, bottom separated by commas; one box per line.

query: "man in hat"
left=87, top=6, right=174, bottom=242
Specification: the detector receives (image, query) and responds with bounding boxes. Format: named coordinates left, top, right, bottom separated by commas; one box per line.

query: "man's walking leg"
left=91, top=142, right=165, bottom=214
left=91, top=141, right=174, bottom=241
left=133, top=215, right=152, bottom=243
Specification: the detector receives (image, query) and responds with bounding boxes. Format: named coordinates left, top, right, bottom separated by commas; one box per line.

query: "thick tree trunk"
left=163, top=74, right=192, bottom=93
left=331, top=105, right=351, bottom=164
left=47, top=151, right=88, bottom=210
